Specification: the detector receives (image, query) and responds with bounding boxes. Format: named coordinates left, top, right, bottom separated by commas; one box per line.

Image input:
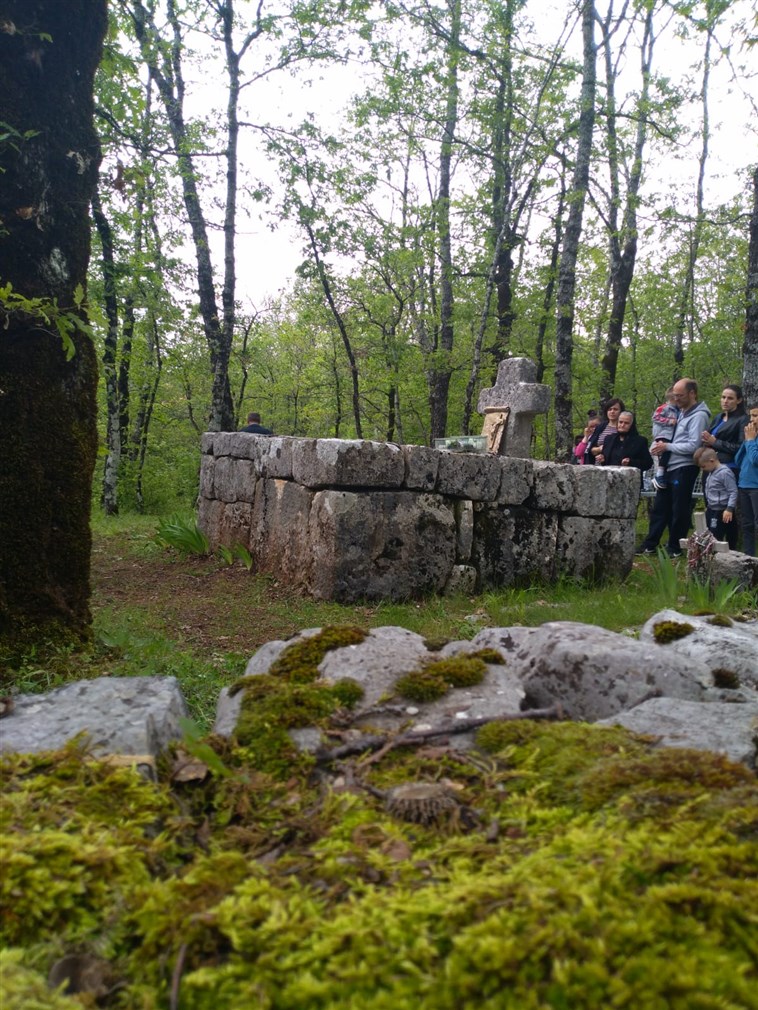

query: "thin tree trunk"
left=673, top=21, right=711, bottom=373
left=535, top=178, right=566, bottom=384
left=599, top=5, right=655, bottom=400
left=743, top=165, right=758, bottom=405
left=554, top=0, right=597, bottom=462
left=429, top=0, right=461, bottom=441
left=91, top=186, right=121, bottom=515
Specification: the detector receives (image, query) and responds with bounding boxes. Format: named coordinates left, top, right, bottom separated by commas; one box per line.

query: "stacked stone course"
left=198, top=434, right=640, bottom=602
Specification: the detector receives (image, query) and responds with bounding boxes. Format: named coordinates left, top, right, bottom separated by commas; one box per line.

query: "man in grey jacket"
left=636, top=378, right=711, bottom=558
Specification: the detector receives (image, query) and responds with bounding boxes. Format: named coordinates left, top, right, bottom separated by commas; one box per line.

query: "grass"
left=3, top=512, right=756, bottom=730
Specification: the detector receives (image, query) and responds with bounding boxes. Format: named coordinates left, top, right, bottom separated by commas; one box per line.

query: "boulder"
left=597, top=698, right=758, bottom=769
left=469, top=622, right=711, bottom=721
left=0, top=677, right=188, bottom=764
left=639, top=609, right=758, bottom=688
left=291, top=438, right=405, bottom=489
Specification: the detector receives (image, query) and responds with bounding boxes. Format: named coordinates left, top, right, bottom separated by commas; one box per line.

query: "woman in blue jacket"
left=734, top=403, right=758, bottom=555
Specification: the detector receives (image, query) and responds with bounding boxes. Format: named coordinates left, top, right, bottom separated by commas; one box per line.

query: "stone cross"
left=477, top=357, right=551, bottom=458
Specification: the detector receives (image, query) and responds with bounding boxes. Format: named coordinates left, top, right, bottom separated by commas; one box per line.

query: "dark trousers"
left=641, top=465, right=699, bottom=553
left=738, top=487, right=758, bottom=555
left=706, top=507, right=738, bottom=549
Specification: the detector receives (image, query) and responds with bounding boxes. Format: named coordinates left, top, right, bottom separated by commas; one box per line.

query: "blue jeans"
left=640, top=465, right=699, bottom=553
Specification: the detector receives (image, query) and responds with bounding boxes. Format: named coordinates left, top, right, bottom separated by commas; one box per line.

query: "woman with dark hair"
left=583, top=397, right=625, bottom=464
left=700, top=384, right=746, bottom=470
left=596, top=411, right=652, bottom=486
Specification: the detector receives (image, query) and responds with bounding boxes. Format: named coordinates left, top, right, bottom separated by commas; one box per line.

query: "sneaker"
left=666, top=549, right=683, bottom=559
left=651, top=475, right=667, bottom=491
left=634, top=546, right=656, bottom=555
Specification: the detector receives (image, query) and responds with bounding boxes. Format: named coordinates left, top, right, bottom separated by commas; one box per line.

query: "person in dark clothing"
left=240, top=411, right=273, bottom=435
left=699, top=383, right=745, bottom=471
left=595, top=411, right=652, bottom=486
left=583, top=397, right=625, bottom=464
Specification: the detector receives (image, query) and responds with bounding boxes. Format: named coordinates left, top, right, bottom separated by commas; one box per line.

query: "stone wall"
left=197, top=433, right=641, bottom=602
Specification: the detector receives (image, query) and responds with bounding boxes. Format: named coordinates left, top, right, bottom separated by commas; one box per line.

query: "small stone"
left=406, top=706, right=420, bottom=715
left=412, top=723, right=432, bottom=733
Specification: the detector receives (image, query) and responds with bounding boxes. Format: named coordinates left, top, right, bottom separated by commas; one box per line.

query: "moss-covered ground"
left=2, top=719, right=757, bottom=1009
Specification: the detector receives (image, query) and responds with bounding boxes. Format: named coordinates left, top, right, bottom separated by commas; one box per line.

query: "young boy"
left=650, top=387, right=680, bottom=490
left=734, top=403, right=758, bottom=556
left=695, top=447, right=738, bottom=548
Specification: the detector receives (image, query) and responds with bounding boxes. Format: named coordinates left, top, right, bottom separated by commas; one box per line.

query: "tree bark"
left=0, top=0, right=107, bottom=651
left=744, top=165, right=758, bottom=406
left=554, top=0, right=597, bottom=462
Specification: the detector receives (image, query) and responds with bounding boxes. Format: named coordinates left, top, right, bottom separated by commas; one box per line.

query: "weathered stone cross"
left=477, top=357, right=551, bottom=457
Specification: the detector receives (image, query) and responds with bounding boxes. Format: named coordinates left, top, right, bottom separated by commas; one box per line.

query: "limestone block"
left=213, top=456, right=256, bottom=503
left=455, top=500, right=474, bottom=561
left=292, top=438, right=405, bottom=489
left=709, top=551, right=758, bottom=592
left=639, top=609, right=758, bottom=688
left=603, top=467, right=641, bottom=518
left=201, top=432, right=215, bottom=454
left=249, top=478, right=314, bottom=584
left=570, top=464, right=607, bottom=516
left=471, top=504, right=516, bottom=588
left=444, top=564, right=478, bottom=595
left=307, top=490, right=456, bottom=601
left=435, top=451, right=502, bottom=501
left=402, top=444, right=440, bottom=491
left=598, top=699, right=758, bottom=769
left=197, top=497, right=224, bottom=549
left=217, top=501, right=254, bottom=550
left=212, top=432, right=236, bottom=456
left=556, top=516, right=635, bottom=581
left=199, top=454, right=215, bottom=498
left=318, top=626, right=431, bottom=708
left=528, top=461, right=575, bottom=511
left=470, top=622, right=711, bottom=721
left=496, top=456, right=533, bottom=505
left=0, top=677, right=189, bottom=760
left=228, top=434, right=294, bottom=478
left=510, top=506, right=558, bottom=583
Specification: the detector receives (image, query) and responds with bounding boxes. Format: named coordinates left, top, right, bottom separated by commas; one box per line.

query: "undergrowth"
left=2, top=724, right=756, bottom=1009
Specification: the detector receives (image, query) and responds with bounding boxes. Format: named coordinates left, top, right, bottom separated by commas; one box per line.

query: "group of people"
left=575, top=381, right=758, bottom=558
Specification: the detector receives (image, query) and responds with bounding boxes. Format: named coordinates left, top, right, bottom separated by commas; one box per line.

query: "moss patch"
left=652, top=619, right=695, bottom=643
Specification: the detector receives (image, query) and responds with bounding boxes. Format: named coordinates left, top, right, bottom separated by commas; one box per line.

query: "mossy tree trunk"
left=0, top=0, right=107, bottom=655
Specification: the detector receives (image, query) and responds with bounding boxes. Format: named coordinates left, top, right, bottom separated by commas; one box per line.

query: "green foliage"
left=0, top=281, right=92, bottom=360
left=0, top=950, right=82, bottom=1010
left=154, top=514, right=210, bottom=556
left=650, top=547, right=682, bottom=606
left=687, top=575, right=743, bottom=613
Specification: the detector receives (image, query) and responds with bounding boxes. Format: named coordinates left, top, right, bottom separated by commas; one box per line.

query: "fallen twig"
left=315, top=705, right=562, bottom=765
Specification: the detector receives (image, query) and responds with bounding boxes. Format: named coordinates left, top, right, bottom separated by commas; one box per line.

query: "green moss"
left=0, top=950, right=84, bottom=1010
left=395, top=654, right=490, bottom=702
left=330, top=677, right=365, bottom=707
left=267, top=625, right=367, bottom=683
left=3, top=716, right=758, bottom=1010
left=423, top=636, right=450, bottom=651
left=652, top=619, right=695, bottom=643
left=707, top=614, right=734, bottom=627
left=395, top=669, right=450, bottom=702
left=469, top=647, right=505, bottom=665
left=712, top=668, right=740, bottom=689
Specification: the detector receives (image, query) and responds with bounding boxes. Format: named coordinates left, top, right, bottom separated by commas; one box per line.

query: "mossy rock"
left=652, top=620, right=695, bottom=644
left=3, top=722, right=757, bottom=1010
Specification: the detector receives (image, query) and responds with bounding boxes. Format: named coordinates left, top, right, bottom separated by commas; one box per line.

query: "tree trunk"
left=744, top=165, right=758, bottom=406
left=428, top=0, right=461, bottom=441
left=0, top=0, right=107, bottom=652
left=599, top=6, right=654, bottom=401
left=91, top=187, right=121, bottom=516
left=554, top=0, right=596, bottom=462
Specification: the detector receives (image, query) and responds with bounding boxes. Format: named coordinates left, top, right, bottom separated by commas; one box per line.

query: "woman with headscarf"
left=595, top=411, right=652, bottom=487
